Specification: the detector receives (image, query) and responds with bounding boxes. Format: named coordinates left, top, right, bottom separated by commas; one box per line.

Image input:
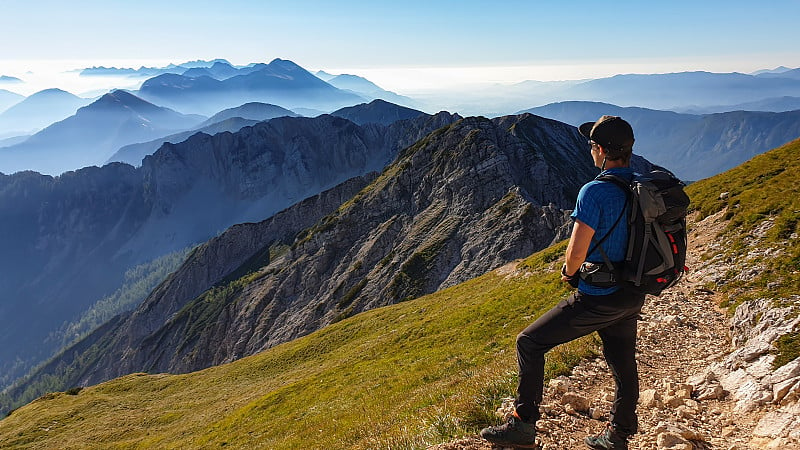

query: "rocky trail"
left=430, top=211, right=800, bottom=449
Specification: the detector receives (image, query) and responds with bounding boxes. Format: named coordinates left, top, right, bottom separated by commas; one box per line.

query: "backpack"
left=583, top=169, right=690, bottom=296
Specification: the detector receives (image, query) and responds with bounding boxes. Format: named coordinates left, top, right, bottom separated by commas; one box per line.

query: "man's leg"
left=481, top=292, right=599, bottom=448
left=514, top=292, right=598, bottom=423
left=515, top=290, right=645, bottom=424
left=596, top=303, right=642, bottom=436
left=482, top=290, right=644, bottom=447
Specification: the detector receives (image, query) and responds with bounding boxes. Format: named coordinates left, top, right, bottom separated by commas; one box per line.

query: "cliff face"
left=66, top=113, right=656, bottom=385
left=126, top=112, right=461, bottom=263
left=0, top=111, right=460, bottom=389
left=0, top=164, right=148, bottom=386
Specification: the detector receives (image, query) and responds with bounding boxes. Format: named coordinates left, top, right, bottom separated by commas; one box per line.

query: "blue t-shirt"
left=570, top=167, right=634, bottom=295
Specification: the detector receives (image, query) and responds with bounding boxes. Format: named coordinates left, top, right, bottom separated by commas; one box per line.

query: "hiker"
left=481, top=116, right=645, bottom=449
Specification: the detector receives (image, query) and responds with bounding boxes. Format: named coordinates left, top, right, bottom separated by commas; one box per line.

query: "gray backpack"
left=584, top=170, right=690, bottom=296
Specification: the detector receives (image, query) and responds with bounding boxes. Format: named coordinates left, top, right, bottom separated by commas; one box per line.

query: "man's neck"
left=603, top=160, right=628, bottom=170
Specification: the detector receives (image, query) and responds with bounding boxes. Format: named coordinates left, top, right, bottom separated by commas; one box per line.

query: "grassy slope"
left=687, top=137, right=800, bottom=304
left=686, top=137, right=800, bottom=366
left=0, top=242, right=598, bottom=449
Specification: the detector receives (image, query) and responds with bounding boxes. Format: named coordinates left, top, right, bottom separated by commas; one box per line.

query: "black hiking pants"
left=514, top=288, right=645, bottom=435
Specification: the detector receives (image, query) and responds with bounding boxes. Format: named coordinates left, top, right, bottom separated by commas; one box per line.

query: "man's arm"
left=561, top=219, right=595, bottom=280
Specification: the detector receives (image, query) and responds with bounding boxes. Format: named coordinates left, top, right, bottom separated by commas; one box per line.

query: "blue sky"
left=1, top=0, right=799, bottom=93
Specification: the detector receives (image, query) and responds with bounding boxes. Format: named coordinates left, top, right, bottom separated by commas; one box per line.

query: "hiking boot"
left=585, top=423, right=629, bottom=449
left=479, top=411, right=537, bottom=448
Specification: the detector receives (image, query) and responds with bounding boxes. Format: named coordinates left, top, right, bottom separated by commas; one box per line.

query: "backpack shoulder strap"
left=596, top=173, right=633, bottom=195
left=585, top=174, right=631, bottom=261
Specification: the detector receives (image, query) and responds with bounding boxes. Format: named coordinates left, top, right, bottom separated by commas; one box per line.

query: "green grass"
left=686, top=137, right=800, bottom=367
left=773, top=331, right=800, bottom=370
left=0, top=241, right=598, bottom=449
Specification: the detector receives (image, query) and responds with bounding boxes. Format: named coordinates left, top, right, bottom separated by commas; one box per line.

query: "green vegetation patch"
left=772, top=331, right=800, bottom=370
left=54, top=247, right=194, bottom=349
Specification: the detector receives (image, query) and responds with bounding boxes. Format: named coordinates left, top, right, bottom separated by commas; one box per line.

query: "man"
left=480, top=116, right=646, bottom=449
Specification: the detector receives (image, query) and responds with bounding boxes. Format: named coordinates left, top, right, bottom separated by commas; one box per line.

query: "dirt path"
left=430, top=212, right=770, bottom=449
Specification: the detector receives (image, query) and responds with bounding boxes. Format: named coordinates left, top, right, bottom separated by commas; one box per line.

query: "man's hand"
left=561, top=264, right=580, bottom=288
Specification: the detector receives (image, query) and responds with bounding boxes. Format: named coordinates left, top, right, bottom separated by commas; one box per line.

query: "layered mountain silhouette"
left=0, top=108, right=459, bottom=391
left=199, top=102, right=297, bottom=125
left=137, top=58, right=364, bottom=115
left=553, top=71, right=800, bottom=111
left=182, top=61, right=243, bottom=79
left=322, top=72, right=417, bottom=108
left=679, top=96, right=800, bottom=114
left=0, top=89, right=25, bottom=116
left=522, top=101, right=800, bottom=180
left=450, top=69, right=800, bottom=116
left=0, top=88, right=91, bottom=135
left=107, top=102, right=298, bottom=166
left=330, top=99, right=425, bottom=125
left=0, top=90, right=205, bottom=175
left=6, top=113, right=658, bottom=403
left=79, top=59, right=233, bottom=78
left=755, top=67, right=800, bottom=80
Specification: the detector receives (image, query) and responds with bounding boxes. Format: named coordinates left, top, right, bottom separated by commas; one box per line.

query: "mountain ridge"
left=107, top=102, right=298, bottom=166
left=0, top=109, right=461, bottom=392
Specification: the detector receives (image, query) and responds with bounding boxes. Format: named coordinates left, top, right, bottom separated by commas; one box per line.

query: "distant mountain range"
left=108, top=102, right=298, bottom=166
left=319, top=72, right=418, bottom=108
left=137, top=59, right=364, bottom=115
left=0, top=107, right=459, bottom=390
left=0, top=89, right=25, bottom=116
left=754, top=67, right=800, bottom=80
left=0, top=90, right=204, bottom=175
left=559, top=71, right=800, bottom=110
left=521, top=101, right=800, bottom=180
left=0, top=88, right=91, bottom=135
left=79, top=59, right=233, bottom=78
left=677, top=96, right=800, bottom=114
left=69, top=61, right=800, bottom=119
left=182, top=61, right=242, bottom=79
left=441, top=69, right=800, bottom=116
left=180, top=61, right=273, bottom=80
left=750, top=66, right=793, bottom=75
left=0, top=75, right=22, bottom=84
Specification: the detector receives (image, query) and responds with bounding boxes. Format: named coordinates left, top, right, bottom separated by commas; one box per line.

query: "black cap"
left=579, top=115, right=634, bottom=156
